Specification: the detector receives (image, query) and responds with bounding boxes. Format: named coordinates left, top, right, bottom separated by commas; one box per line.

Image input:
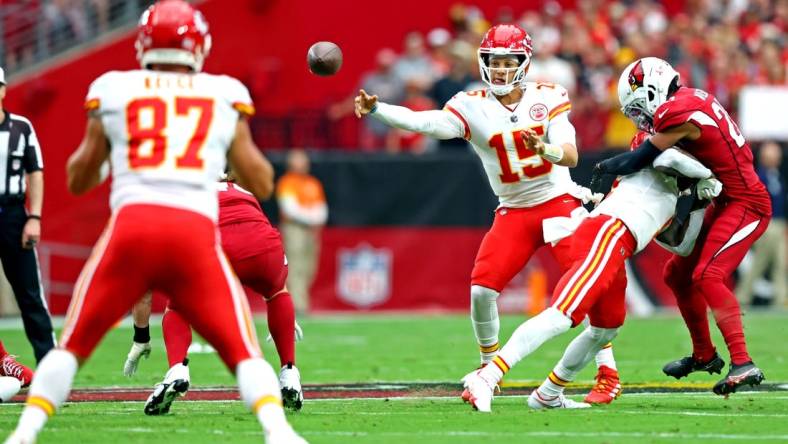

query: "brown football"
left=307, top=41, right=343, bottom=76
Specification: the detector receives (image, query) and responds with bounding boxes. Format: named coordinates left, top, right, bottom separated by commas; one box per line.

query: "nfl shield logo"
left=337, top=244, right=392, bottom=308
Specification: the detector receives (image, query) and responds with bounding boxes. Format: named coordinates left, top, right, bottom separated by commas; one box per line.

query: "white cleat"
left=144, top=359, right=191, bottom=415
left=123, top=341, right=151, bottom=377
left=461, top=370, right=495, bottom=413
left=279, top=364, right=304, bottom=411
left=3, top=429, right=36, bottom=444
left=527, top=389, right=591, bottom=410
left=265, top=426, right=308, bottom=444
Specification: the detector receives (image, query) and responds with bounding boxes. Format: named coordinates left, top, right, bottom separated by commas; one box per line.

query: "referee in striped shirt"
left=0, top=67, right=55, bottom=363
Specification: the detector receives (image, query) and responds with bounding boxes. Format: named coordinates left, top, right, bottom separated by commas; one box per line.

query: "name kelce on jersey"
left=85, top=69, right=255, bottom=220
left=445, top=82, right=579, bottom=208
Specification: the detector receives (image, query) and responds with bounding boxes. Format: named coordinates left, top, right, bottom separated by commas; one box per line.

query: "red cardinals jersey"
left=653, top=87, right=771, bottom=215
left=217, top=182, right=272, bottom=227
left=217, top=181, right=281, bottom=260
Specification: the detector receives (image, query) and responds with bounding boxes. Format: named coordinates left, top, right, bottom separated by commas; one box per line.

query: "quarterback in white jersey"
left=5, top=2, right=305, bottom=444
left=355, top=24, right=621, bottom=404
left=462, top=131, right=722, bottom=412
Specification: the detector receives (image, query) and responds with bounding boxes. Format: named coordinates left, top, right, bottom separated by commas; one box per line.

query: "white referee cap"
left=0, top=67, right=5, bottom=85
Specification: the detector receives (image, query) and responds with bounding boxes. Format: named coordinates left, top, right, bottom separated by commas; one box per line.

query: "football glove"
left=696, top=177, right=722, bottom=200
left=123, top=341, right=152, bottom=377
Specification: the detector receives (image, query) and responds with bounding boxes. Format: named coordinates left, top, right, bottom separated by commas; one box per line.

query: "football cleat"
left=662, top=352, right=725, bottom=379
left=0, top=354, right=33, bottom=387
left=264, top=425, right=308, bottom=444
left=712, top=361, right=764, bottom=396
left=144, top=359, right=190, bottom=416
left=123, top=341, right=152, bottom=377
left=279, top=363, right=303, bottom=411
left=584, top=365, right=622, bottom=404
left=461, top=370, right=495, bottom=413
left=528, top=390, right=591, bottom=410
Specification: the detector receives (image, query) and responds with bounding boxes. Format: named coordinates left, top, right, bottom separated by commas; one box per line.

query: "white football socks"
left=236, top=358, right=289, bottom=433
left=480, top=307, right=571, bottom=383
left=470, top=285, right=500, bottom=364
left=538, top=326, right=620, bottom=397
left=14, top=349, right=78, bottom=439
left=595, top=343, right=618, bottom=370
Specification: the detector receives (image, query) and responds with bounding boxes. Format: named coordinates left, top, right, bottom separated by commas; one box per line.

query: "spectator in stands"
left=385, top=78, right=436, bottom=154
left=1, top=0, right=40, bottom=71
left=429, top=40, right=474, bottom=150
left=276, top=150, right=328, bottom=315
left=392, top=32, right=437, bottom=85
left=328, top=48, right=404, bottom=149
left=736, top=141, right=787, bottom=307
left=426, top=27, right=453, bottom=77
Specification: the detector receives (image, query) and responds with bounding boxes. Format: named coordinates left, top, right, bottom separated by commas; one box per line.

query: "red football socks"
left=674, top=289, right=717, bottom=362
left=266, top=292, right=296, bottom=366
left=162, top=309, right=193, bottom=367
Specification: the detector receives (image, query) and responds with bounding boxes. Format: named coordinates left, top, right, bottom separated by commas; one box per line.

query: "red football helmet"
left=135, top=0, right=212, bottom=72
left=478, top=24, right=533, bottom=96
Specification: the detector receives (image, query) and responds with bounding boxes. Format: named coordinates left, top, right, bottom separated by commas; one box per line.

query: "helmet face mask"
left=135, top=0, right=212, bottom=72
left=618, top=57, right=679, bottom=132
left=477, top=25, right=533, bottom=96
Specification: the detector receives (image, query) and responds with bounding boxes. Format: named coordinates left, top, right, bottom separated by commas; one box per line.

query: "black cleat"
left=662, top=352, right=725, bottom=379
left=712, top=361, right=764, bottom=396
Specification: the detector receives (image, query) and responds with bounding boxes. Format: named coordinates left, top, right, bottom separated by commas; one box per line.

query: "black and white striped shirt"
left=0, top=112, right=43, bottom=202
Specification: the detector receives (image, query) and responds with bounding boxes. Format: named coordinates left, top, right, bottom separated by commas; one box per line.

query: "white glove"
left=266, top=320, right=304, bottom=343
left=696, top=177, right=722, bottom=200
left=123, top=342, right=151, bottom=377
left=574, top=186, right=604, bottom=205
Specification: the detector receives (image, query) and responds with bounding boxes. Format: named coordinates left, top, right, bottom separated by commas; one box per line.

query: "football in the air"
left=307, top=41, right=343, bottom=76
left=0, top=376, right=21, bottom=402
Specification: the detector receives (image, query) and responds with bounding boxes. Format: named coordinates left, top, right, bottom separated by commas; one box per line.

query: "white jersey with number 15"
left=85, top=69, right=255, bottom=221
left=445, top=82, right=579, bottom=208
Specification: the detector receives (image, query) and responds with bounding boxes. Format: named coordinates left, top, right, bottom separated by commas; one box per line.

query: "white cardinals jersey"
left=85, top=69, right=255, bottom=221
left=592, top=169, right=678, bottom=252
left=445, top=82, right=578, bottom=208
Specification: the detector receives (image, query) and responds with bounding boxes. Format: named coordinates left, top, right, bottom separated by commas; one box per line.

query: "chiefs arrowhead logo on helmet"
left=135, top=0, right=212, bottom=72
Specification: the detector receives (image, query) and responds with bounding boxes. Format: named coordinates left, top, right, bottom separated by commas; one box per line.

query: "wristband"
left=542, top=143, right=564, bottom=164
left=369, top=103, right=379, bottom=114
left=27, top=215, right=41, bottom=221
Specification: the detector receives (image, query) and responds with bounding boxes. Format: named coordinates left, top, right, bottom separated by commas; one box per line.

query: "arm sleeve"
left=546, top=112, right=577, bottom=146
left=23, top=124, right=43, bottom=172
left=85, top=72, right=112, bottom=116
left=653, top=148, right=712, bottom=179
left=370, top=102, right=465, bottom=140
left=598, top=138, right=663, bottom=176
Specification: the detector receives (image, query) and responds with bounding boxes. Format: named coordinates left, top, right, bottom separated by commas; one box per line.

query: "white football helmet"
left=617, top=57, right=680, bottom=130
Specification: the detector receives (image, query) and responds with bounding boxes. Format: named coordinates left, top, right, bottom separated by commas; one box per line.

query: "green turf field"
left=1, top=312, right=787, bottom=443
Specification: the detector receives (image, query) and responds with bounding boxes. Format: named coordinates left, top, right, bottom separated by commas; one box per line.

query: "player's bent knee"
left=588, top=326, right=619, bottom=345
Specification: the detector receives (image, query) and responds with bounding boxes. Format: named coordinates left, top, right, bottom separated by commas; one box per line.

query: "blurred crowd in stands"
left=330, top=0, right=787, bottom=152
left=0, top=0, right=153, bottom=72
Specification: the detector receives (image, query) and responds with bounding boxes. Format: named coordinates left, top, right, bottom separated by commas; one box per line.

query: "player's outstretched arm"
left=67, top=117, right=110, bottom=195
left=354, top=89, right=465, bottom=140
left=228, top=118, right=274, bottom=200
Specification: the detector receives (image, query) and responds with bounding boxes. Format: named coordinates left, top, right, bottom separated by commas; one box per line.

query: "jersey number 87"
left=126, top=96, right=214, bottom=170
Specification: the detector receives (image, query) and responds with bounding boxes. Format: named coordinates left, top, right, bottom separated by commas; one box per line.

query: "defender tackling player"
left=591, top=57, right=770, bottom=395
